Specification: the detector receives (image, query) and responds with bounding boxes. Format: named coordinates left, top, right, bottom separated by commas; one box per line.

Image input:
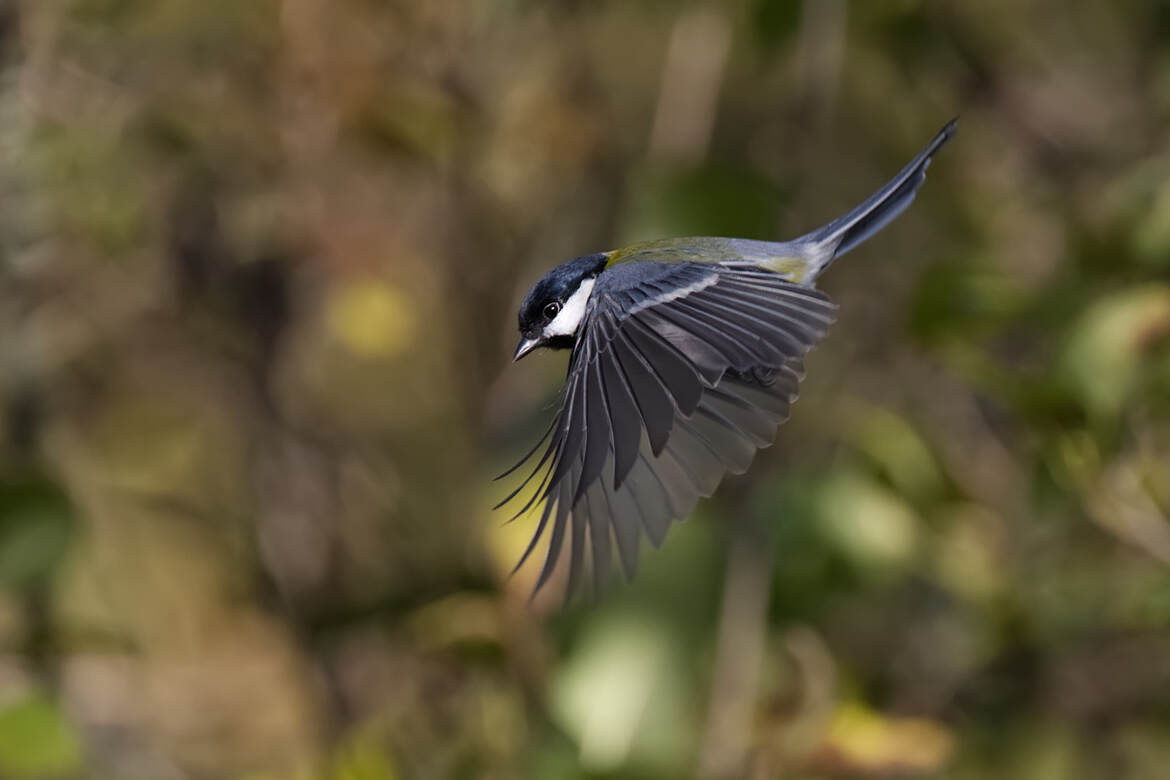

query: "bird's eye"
left=543, top=302, right=561, bottom=320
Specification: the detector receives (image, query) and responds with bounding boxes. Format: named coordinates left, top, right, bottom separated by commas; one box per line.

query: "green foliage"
left=752, top=0, right=802, bottom=51
left=0, top=695, right=83, bottom=778
left=330, top=740, right=398, bottom=780
left=621, top=163, right=788, bottom=246
left=0, top=473, right=74, bottom=589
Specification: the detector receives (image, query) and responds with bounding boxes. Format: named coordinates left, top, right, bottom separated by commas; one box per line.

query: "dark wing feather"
left=622, top=316, right=708, bottom=409
left=577, top=348, right=612, bottom=502
left=602, top=460, right=642, bottom=576
left=497, top=261, right=836, bottom=600
left=610, top=330, right=675, bottom=455
left=598, top=344, right=643, bottom=489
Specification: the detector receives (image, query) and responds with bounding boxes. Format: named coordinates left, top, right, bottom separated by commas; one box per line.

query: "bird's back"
left=604, top=236, right=815, bottom=284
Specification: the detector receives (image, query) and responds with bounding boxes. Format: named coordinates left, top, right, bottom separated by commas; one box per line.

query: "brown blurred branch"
left=698, top=509, right=775, bottom=779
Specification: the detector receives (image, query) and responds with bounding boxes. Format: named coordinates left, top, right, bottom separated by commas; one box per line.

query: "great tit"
left=500, top=119, right=957, bottom=598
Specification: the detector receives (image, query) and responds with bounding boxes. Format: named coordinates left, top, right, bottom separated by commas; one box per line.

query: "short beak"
left=513, top=337, right=540, bottom=362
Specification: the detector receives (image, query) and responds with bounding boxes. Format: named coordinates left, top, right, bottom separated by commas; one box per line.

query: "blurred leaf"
left=1103, top=157, right=1170, bottom=268
left=69, top=0, right=147, bottom=25
left=554, top=612, right=662, bottom=770
left=406, top=593, right=502, bottom=649
left=331, top=739, right=397, bottom=780
left=757, top=478, right=842, bottom=616
left=620, top=164, right=786, bottom=246
left=0, top=474, right=74, bottom=589
left=930, top=504, right=1004, bottom=604
left=1060, top=283, right=1170, bottom=418
left=815, top=470, right=920, bottom=577
left=1113, top=721, right=1170, bottom=778
left=752, top=0, right=801, bottom=51
left=353, top=82, right=458, bottom=164
left=25, top=121, right=145, bottom=256
left=816, top=700, right=954, bottom=774
left=999, top=722, right=1081, bottom=780
left=552, top=610, right=690, bottom=774
left=1131, top=178, right=1170, bottom=266
left=0, top=694, right=83, bottom=778
left=325, top=279, right=416, bottom=359
left=909, top=259, right=1023, bottom=345
left=850, top=406, right=948, bottom=506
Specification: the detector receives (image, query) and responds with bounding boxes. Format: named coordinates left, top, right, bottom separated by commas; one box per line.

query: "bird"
left=498, top=119, right=957, bottom=599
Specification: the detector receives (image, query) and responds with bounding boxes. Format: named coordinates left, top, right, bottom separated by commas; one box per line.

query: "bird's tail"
left=799, top=118, right=957, bottom=279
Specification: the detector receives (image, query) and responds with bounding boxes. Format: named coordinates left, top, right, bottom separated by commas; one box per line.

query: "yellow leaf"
left=819, top=701, right=954, bottom=773
left=326, top=280, right=415, bottom=358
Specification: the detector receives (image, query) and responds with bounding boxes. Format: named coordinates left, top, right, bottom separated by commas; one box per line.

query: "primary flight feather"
left=501, top=119, right=957, bottom=599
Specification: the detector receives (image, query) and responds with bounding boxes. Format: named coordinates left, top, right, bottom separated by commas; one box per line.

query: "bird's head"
left=513, top=253, right=608, bottom=360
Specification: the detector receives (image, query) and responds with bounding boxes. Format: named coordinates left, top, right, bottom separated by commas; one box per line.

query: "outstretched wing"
left=498, top=262, right=837, bottom=599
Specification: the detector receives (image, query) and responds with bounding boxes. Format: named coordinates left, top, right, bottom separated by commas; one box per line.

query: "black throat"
left=544, top=334, right=577, bottom=351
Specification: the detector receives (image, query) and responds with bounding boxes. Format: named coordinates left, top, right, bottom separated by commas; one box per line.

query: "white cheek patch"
left=543, top=278, right=596, bottom=337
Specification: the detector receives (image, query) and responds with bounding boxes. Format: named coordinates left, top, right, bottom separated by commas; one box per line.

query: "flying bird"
left=499, top=119, right=957, bottom=599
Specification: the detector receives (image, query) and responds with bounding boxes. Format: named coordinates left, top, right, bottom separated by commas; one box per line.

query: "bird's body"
left=503, top=120, right=957, bottom=599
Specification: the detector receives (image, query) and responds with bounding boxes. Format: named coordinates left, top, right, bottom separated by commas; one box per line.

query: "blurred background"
left=1, top=0, right=1169, bottom=778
